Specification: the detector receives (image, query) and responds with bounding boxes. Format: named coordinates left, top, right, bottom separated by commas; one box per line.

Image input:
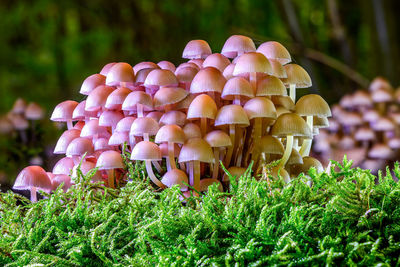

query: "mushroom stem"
left=107, top=169, right=115, bottom=188
left=250, top=118, right=262, bottom=164
left=289, top=84, right=296, bottom=103
left=212, top=149, right=220, bottom=179
left=167, top=142, right=176, bottom=170
left=249, top=72, right=257, bottom=94
left=235, top=128, right=245, bottom=166
left=30, top=186, right=37, bottom=202
left=145, top=160, right=165, bottom=188
left=278, top=135, right=294, bottom=168
left=143, top=133, right=149, bottom=142
left=233, top=95, right=241, bottom=105
left=200, top=118, right=207, bottom=137
left=137, top=104, right=144, bottom=118
left=193, top=161, right=200, bottom=192
left=224, top=125, right=236, bottom=167
left=299, top=116, right=313, bottom=156
left=293, top=138, right=299, bottom=150
left=67, top=120, right=73, bottom=130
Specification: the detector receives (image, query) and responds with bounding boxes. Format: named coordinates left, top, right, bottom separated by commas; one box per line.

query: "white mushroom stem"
left=145, top=160, right=165, bottom=188
left=212, top=149, right=220, bottom=179
left=224, top=125, right=236, bottom=167
left=167, top=142, right=176, bottom=170
left=278, top=135, right=293, bottom=168
left=137, top=103, right=144, bottom=118
left=67, top=120, right=73, bottom=130
left=293, top=138, right=299, bottom=150
left=250, top=118, right=262, bottom=164
left=233, top=95, right=241, bottom=105
left=189, top=160, right=200, bottom=192
left=30, top=186, right=37, bottom=202
left=200, top=118, right=207, bottom=137
left=289, top=84, right=296, bottom=103
left=106, top=169, right=115, bottom=188
left=299, top=116, right=313, bottom=156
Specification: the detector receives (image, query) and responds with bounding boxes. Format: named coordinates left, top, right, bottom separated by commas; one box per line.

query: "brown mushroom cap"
left=175, top=67, right=198, bottom=84
left=178, top=138, right=214, bottom=163
left=155, top=125, right=186, bottom=144
left=313, top=116, right=329, bottom=128
left=268, top=59, right=287, bottom=78
left=222, top=166, right=247, bottom=182
left=281, top=64, right=312, bottom=88
left=214, top=104, right=250, bottom=127
left=204, top=130, right=232, bottom=148
left=187, top=94, right=218, bottom=120
left=243, top=97, right=277, bottom=120
left=256, top=41, right=291, bottom=65
left=131, top=141, right=161, bottom=161
left=183, top=123, right=202, bottom=139
left=286, top=148, right=303, bottom=166
left=221, top=77, right=254, bottom=100
left=256, top=135, right=284, bottom=155
left=256, top=76, right=287, bottom=96
left=182, top=39, right=212, bottom=59
left=233, top=52, right=273, bottom=76
left=295, top=94, right=331, bottom=117
left=161, top=169, right=189, bottom=191
left=190, top=67, right=226, bottom=94
left=199, top=178, right=223, bottom=192
left=271, top=95, right=295, bottom=111
left=294, top=156, right=323, bottom=174
left=221, top=35, right=256, bottom=58
left=270, top=113, right=312, bottom=138
left=153, top=87, right=188, bottom=108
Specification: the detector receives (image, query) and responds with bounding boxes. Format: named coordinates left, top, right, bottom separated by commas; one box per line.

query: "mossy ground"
left=1, top=157, right=400, bottom=266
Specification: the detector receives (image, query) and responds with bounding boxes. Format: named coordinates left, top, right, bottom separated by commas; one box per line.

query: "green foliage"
left=1, top=158, right=400, bottom=266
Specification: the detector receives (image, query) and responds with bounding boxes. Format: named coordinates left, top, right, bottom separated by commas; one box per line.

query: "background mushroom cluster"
left=312, top=77, right=400, bottom=173
left=14, top=35, right=331, bottom=200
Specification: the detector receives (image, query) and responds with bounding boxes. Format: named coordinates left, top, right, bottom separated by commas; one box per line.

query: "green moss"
left=1, top=157, right=400, bottom=266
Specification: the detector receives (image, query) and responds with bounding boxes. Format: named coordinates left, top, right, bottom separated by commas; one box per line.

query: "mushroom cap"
left=72, top=161, right=103, bottom=183
left=66, top=137, right=94, bottom=157
left=281, top=64, right=312, bottom=88
left=157, top=61, right=176, bottom=72
left=256, top=76, right=287, bottom=96
left=182, top=39, right=212, bottom=59
left=96, top=150, right=124, bottom=170
left=338, top=111, right=362, bottom=127
left=51, top=174, right=72, bottom=192
left=187, top=94, right=218, bottom=120
left=80, top=119, right=109, bottom=138
left=131, top=141, right=161, bottom=161
left=72, top=101, right=97, bottom=120
left=153, top=87, right=188, bottom=108
left=133, top=61, right=159, bottom=74
left=204, top=130, right=232, bottom=148
left=352, top=90, right=372, bottom=107
left=214, top=104, right=250, bottom=127
left=233, top=52, right=273, bottom=76
left=99, top=110, right=124, bottom=128
left=80, top=74, right=106, bottom=95
left=338, top=135, right=356, bottom=150
left=222, top=63, right=236, bottom=80
left=13, top=166, right=52, bottom=192
left=108, top=131, right=129, bottom=146
left=105, top=62, right=135, bottom=86
left=222, top=166, right=247, bottom=182
left=8, top=113, right=29, bottom=130
left=178, top=138, right=214, bottom=163
left=176, top=62, right=200, bottom=71
left=105, top=87, right=132, bottom=110
left=371, top=87, right=393, bottom=103
left=256, top=135, right=284, bottom=155
left=0, top=116, right=13, bottom=134
left=199, top=178, right=223, bottom=192
left=11, top=98, right=27, bottom=114
left=51, top=100, right=79, bottom=122
left=271, top=113, right=312, bottom=138
left=371, top=117, right=395, bottom=131
left=203, top=53, right=231, bottom=72
left=243, top=97, right=277, bottom=120
left=144, top=69, right=178, bottom=88
left=135, top=68, right=157, bottom=85
left=354, top=127, right=376, bottom=141
left=268, top=59, right=287, bottom=78
left=146, top=111, right=163, bottom=123
left=130, top=117, right=159, bottom=137
left=286, top=148, right=303, bottom=166
left=190, top=67, right=226, bottom=94
left=94, top=137, right=114, bottom=151
left=25, top=102, right=45, bottom=120
left=159, top=111, right=187, bottom=127
left=175, top=67, right=198, bottom=83
left=363, top=109, right=380, bottom=123
left=54, top=129, right=81, bottom=154
left=161, top=169, right=189, bottom=191
left=222, top=77, right=254, bottom=100
left=271, top=95, right=295, bottom=111
left=188, top=59, right=204, bottom=68
left=256, top=41, right=291, bottom=65
left=115, top=116, right=136, bottom=132
left=85, top=85, right=114, bottom=112
left=122, top=91, right=153, bottom=111
left=52, top=157, right=74, bottom=175
left=175, top=94, right=196, bottom=111
left=368, top=143, right=394, bottom=159
left=295, top=94, right=331, bottom=117
left=100, top=62, right=116, bottom=76
left=294, top=156, right=323, bottom=174
left=269, top=166, right=290, bottom=183
left=221, top=35, right=256, bottom=58
left=369, top=76, right=392, bottom=92
left=155, top=125, right=186, bottom=144
left=388, top=137, right=400, bottom=149
left=183, top=123, right=202, bottom=139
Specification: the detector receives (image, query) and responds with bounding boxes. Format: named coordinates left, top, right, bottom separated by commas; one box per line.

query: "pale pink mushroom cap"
left=80, top=74, right=106, bottom=95
left=144, top=69, right=178, bottom=89
left=72, top=101, right=98, bottom=120
left=130, top=117, right=160, bottom=137
left=105, top=62, right=135, bottom=87
left=233, top=52, right=273, bottom=76
left=256, top=41, right=291, bottom=65
left=14, top=166, right=52, bottom=193
left=54, top=129, right=81, bottom=154
left=133, top=61, right=159, bottom=74
left=159, top=111, right=187, bottom=127
left=122, top=91, right=153, bottom=112
left=131, top=141, right=161, bottom=161
left=80, top=119, right=109, bottom=139
left=72, top=161, right=103, bottom=182
left=115, top=117, right=136, bottom=132
left=53, top=157, right=75, bottom=175
left=25, top=102, right=45, bottom=120
left=223, top=63, right=236, bottom=80
left=51, top=174, right=72, bottom=192
left=146, top=112, right=164, bottom=123
left=203, top=53, right=231, bottom=72
left=157, top=61, right=176, bottom=72
left=182, top=39, right=212, bottom=59
left=99, top=110, right=124, bottom=129
left=94, top=137, right=114, bottom=152
left=190, top=67, right=226, bottom=94
left=221, top=35, right=256, bottom=58
left=51, top=100, right=79, bottom=122
left=66, top=137, right=94, bottom=157
left=96, top=150, right=124, bottom=170
left=105, top=87, right=132, bottom=110
left=100, top=62, right=116, bottom=76
left=161, top=169, right=189, bottom=191
left=108, top=131, right=129, bottom=146
left=85, top=85, right=114, bottom=112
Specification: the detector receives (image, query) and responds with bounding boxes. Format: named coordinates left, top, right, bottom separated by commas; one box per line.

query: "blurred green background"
left=1, top=0, right=399, bottom=114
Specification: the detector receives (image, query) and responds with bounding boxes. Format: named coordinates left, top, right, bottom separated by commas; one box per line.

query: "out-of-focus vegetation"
left=0, top=0, right=400, bottom=113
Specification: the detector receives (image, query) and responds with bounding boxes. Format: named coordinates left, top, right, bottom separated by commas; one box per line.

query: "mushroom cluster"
left=312, top=77, right=400, bottom=173
left=14, top=35, right=330, bottom=200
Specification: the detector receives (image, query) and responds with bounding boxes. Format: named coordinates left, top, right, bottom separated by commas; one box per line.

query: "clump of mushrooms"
left=14, top=35, right=330, bottom=199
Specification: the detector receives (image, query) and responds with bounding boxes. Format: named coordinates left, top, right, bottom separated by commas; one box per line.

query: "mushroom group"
left=312, top=77, right=400, bottom=173
left=14, top=35, right=330, bottom=199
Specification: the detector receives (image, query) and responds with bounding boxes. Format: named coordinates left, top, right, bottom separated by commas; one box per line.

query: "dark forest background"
left=0, top=0, right=399, bottom=111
